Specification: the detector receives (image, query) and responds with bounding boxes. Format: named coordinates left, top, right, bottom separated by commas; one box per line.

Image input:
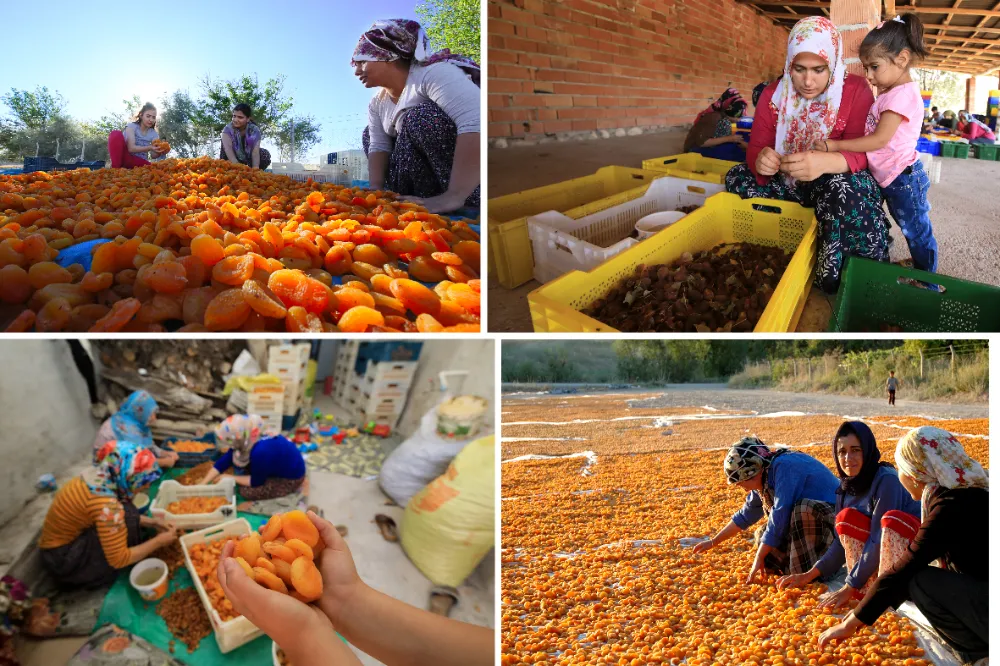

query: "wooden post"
left=919, top=350, right=924, bottom=379
left=950, top=345, right=956, bottom=374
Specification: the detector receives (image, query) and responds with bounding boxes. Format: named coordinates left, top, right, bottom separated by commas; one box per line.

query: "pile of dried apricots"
left=0, top=158, right=480, bottom=332
left=166, top=440, right=216, bottom=453
left=187, top=538, right=240, bottom=622
left=499, top=400, right=990, bottom=665
left=166, top=496, right=229, bottom=514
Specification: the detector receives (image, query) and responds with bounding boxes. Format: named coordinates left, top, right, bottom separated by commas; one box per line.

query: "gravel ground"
left=488, top=138, right=1000, bottom=332
left=504, top=383, right=989, bottom=419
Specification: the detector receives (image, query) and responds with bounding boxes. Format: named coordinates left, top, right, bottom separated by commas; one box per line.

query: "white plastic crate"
left=365, top=376, right=411, bottom=394
left=247, top=384, right=285, bottom=416
left=258, top=412, right=283, bottom=431
left=526, top=176, right=725, bottom=284
left=363, top=360, right=418, bottom=384
left=270, top=343, right=310, bottom=364
left=916, top=153, right=941, bottom=184
left=361, top=390, right=407, bottom=415
left=180, top=519, right=264, bottom=653
left=150, top=479, right=237, bottom=529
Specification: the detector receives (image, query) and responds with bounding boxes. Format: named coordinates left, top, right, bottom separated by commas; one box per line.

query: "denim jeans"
left=881, top=159, right=938, bottom=272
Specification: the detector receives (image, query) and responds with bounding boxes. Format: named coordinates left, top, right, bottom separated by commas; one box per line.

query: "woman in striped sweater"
left=39, top=440, right=178, bottom=588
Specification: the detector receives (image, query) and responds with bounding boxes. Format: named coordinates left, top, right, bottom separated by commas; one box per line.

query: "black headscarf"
left=833, top=421, right=891, bottom=497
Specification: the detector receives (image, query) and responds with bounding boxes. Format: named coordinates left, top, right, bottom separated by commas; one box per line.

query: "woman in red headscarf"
left=352, top=19, right=480, bottom=214
left=725, top=17, right=891, bottom=294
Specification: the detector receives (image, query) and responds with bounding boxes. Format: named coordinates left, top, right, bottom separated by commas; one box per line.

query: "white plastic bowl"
left=635, top=211, right=687, bottom=239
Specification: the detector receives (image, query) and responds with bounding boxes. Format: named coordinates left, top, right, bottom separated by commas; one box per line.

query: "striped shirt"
left=39, top=477, right=131, bottom=568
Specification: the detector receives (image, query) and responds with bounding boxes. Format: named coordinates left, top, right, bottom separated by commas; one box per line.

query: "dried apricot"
left=280, top=510, right=320, bottom=549
left=234, top=557, right=256, bottom=581
left=337, top=306, right=385, bottom=333
left=353, top=244, right=389, bottom=266
left=204, top=288, right=251, bottom=331
left=242, top=279, right=287, bottom=318
left=255, top=557, right=276, bottom=574
left=90, top=298, right=141, bottom=332
left=263, top=541, right=297, bottom=563
left=285, top=306, right=324, bottom=332
left=407, top=256, right=448, bottom=282
left=260, top=514, right=283, bottom=541
left=235, top=533, right=263, bottom=564
left=252, top=567, right=288, bottom=593
left=0, top=265, right=31, bottom=304
left=283, top=538, right=314, bottom=561
left=290, top=556, right=323, bottom=601
left=4, top=309, right=36, bottom=332
left=212, top=254, right=255, bottom=286
left=28, top=262, right=73, bottom=289
left=390, top=279, right=441, bottom=317
left=145, top=263, right=188, bottom=294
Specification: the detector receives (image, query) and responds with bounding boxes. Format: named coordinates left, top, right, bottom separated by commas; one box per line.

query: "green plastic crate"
left=973, top=143, right=1000, bottom=161
left=829, top=257, right=1000, bottom=332
left=941, top=142, right=969, bottom=158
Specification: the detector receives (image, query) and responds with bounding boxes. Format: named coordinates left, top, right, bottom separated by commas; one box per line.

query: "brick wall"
left=488, top=0, right=790, bottom=142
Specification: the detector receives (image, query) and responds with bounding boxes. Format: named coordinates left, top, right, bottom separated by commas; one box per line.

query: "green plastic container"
left=942, top=142, right=970, bottom=158
left=829, top=257, right=1000, bottom=332
left=974, top=143, right=1000, bottom=161
left=941, top=142, right=956, bottom=158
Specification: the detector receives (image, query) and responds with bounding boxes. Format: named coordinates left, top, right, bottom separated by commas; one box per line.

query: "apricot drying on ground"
left=280, top=510, right=320, bottom=548
left=4, top=309, right=36, bottom=332
left=390, top=279, right=440, bottom=317
left=204, top=288, right=251, bottom=331
left=28, top=262, right=72, bottom=289
left=252, top=567, right=288, bottom=593
left=290, top=556, right=323, bottom=601
left=212, top=254, right=255, bottom=286
left=0, top=265, right=31, bottom=303
left=260, top=514, right=283, bottom=542
left=337, top=306, right=384, bottom=333
left=90, top=298, right=141, bottom=332
left=234, top=557, right=256, bottom=581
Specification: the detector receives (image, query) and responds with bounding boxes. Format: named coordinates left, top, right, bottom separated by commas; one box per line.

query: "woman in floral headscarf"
left=683, top=88, right=749, bottom=161
left=819, top=427, right=988, bottom=662
left=38, top=441, right=176, bottom=588
left=725, top=17, right=891, bottom=294
left=690, top=436, right=839, bottom=582
left=957, top=110, right=997, bottom=145
left=200, top=415, right=306, bottom=501
left=92, top=390, right=178, bottom=468
left=352, top=19, right=480, bottom=213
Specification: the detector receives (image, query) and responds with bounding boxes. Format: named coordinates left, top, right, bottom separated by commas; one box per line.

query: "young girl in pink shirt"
left=814, top=14, right=939, bottom=273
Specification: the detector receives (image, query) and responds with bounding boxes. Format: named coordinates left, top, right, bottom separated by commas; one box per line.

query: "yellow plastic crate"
left=528, top=192, right=818, bottom=333
left=640, top=153, right=739, bottom=185
left=488, top=166, right=666, bottom=289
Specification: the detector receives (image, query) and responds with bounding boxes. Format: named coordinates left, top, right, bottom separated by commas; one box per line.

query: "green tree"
left=89, top=95, right=144, bottom=138
left=416, top=0, right=481, bottom=63
left=275, top=115, right=322, bottom=162
left=1, top=86, right=67, bottom=131
left=195, top=74, right=294, bottom=141
left=159, top=91, right=215, bottom=158
left=914, top=69, right=964, bottom=114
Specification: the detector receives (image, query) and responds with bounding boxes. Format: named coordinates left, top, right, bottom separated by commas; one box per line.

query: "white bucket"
left=436, top=395, right=489, bottom=439
left=635, top=211, right=686, bottom=239
left=129, top=558, right=169, bottom=602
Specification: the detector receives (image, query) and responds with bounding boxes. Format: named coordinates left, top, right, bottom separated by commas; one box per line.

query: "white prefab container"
left=180, top=519, right=264, bottom=653
left=527, top=176, right=725, bottom=284
left=363, top=360, right=418, bottom=384
left=150, top=479, right=237, bottom=529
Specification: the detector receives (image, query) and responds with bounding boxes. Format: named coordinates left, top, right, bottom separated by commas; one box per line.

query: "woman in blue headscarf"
left=775, top=421, right=921, bottom=608
left=39, top=440, right=177, bottom=588
left=92, top=391, right=179, bottom=468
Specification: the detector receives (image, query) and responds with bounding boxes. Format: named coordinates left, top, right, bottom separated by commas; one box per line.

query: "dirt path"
left=503, top=383, right=989, bottom=419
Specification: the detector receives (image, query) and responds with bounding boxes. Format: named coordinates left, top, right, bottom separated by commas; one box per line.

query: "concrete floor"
left=487, top=131, right=1000, bottom=332
left=4, top=394, right=494, bottom=666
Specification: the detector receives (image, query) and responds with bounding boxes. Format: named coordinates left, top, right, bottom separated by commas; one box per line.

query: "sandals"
left=374, top=514, right=398, bottom=542
left=429, top=586, right=459, bottom=616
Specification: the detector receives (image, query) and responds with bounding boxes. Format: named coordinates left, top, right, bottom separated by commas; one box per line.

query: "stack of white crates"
left=246, top=383, right=284, bottom=433
left=332, top=343, right=417, bottom=430
left=267, top=343, right=311, bottom=424
left=355, top=359, right=417, bottom=429
left=332, top=341, right=360, bottom=407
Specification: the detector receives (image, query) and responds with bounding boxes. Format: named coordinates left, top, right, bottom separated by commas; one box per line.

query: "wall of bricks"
left=488, top=0, right=789, bottom=143
left=831, top=0, right=880, bottom=78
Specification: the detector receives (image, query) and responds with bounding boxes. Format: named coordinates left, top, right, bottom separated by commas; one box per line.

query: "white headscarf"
left=215, top=414, right=265, bottom=469
left=773, top=17, right=847, bottom=186
left=894, top=426, right=988, bottom=520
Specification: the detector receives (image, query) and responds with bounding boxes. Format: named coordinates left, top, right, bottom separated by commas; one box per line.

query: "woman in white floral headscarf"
left=819, top=427, right=988, bottom=662
left=724, top=16, right=891, bottom=295
left=200, top=415, right=307, bottom=501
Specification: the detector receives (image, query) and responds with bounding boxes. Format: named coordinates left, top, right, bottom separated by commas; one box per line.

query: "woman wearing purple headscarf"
left=352, top=19, right=480, bottom=213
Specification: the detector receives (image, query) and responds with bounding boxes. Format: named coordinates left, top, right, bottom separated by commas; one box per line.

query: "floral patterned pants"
left=725, top=163, right=890, bottom=294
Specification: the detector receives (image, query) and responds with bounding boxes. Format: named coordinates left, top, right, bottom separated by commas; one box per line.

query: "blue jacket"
left=213, top=435, right=305, bottom=487
left=814, top=465, right=920, bottom=588
left=732, top=451, right=839, bottom=548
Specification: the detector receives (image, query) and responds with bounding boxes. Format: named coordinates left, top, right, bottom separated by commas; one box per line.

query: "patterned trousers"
left=755, top=498, right=836, bottom=575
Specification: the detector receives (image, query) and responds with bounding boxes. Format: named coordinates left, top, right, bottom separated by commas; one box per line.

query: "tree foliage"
left=275, top=115, right=322, bottom=162
left=196, top=74, right=294, bottom=137
left=416, top=0, right=481, bottom=63
left=1, top=86, right=67, bottom=131
left=159, top=91, right=215, bottom=158
left=914, top=69, right=964, bottom=113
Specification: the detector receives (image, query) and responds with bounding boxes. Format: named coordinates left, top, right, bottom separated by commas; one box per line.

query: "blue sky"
left=0, top=0, right=422, bottom=162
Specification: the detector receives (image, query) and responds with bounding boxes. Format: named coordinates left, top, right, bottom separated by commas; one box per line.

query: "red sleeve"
left=833, top=75, right=874, bottom=174
left=747, top=82, right=779, bottom=185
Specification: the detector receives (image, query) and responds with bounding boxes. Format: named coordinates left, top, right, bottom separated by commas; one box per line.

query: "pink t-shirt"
left=865, top=82, right=922, bottom=188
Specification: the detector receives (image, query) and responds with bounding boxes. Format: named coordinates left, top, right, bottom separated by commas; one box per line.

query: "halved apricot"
left=280, top=510, right=320, bottom=548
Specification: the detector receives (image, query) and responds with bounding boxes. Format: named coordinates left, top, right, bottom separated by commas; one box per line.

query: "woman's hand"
left=818, top=613, right=864, bottom=649
left=776, top=570, right=817, bottom=590
left=780, top=152, right=827, bottom=182
left=745, top=545, right=770, bottom=585
left=817, top=584, right=856, bottom=610
left=217, top=540, right=332, bottom=640
left=401, top=192, right=466, bottom=214
left=155, top=526, right=179, bottom=546
left=692, top=537, right=714, bottom=555
left=756, top=146, right=781, bottom=177
left=810, top=139, right=837, bottom=152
